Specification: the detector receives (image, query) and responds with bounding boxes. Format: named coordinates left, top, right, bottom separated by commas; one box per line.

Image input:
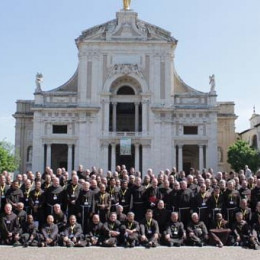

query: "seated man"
left=233, top=198, right=252, bottom=224
left=121, top=212, right=140, bottom=247
left=163, top=212, right=186, bottom=247
left=16, top=202, right=27, bottom=228
left=102, top=212, right=121, bottom=247
left=251, top=202, right=260, bottom=225
left=209, top=213, right=231, bottom=247
left=231, top=212, right=259, bottom=249
left=53, top=204, right=67, bottom=233
left=252, top=215, right=260, bottom=245
left=85, top=214, right=104, bottom=246
left=40, top=215, right=59, bottom=247
left=116, top=205, right=126, bottom=222
left=0, top=203, right=21, bottom=246
left=21, top=214, right=39, bottom=247
left=140, top=209, right=160, bottom=248
left=62, top=215, right=85, bottom=247
left=187, top=212, right=209, bottom=246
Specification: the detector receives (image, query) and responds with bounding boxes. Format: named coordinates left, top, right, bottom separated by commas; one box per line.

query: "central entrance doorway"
left=51, top=144, right=68, bottom=171
left=116, top=144, right=135, bottom=171
left=183, top=145, right=199, bottom=175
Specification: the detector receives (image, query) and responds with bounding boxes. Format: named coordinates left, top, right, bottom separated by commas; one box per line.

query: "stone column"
left=77, top=53, right=87, bottom=104
left=111, top=143, right=116, bottom=172
left=205, top=145, right=209, bottom=169
left=112, top=102, right=117, bottom=132
left=135, top=144, right=140, bottom=172
left=74, top=144, right=79, bottom=171
left=67, top=144, right=73, bottom=175
left=142, top=100, right=147, bottom=133
left=46, top=144, right=52, bottom=168
left=178, top=145, right=183, bottom=171
left=199, top=145, right=204, bottom=171
left=135, top=103, right=139, bottom=132
left=104, top=101, right=110, bottom=133
left=100, top=143, right=109, bottom=172
left=173, top=145, right=177, bottom=168
left=103, top=144, right=109, bottom=172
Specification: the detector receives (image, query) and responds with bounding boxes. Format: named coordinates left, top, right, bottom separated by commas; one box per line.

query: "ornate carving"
left=107, top=64, right=144, bottom=79
left=76, top=17, right=176, bottom=43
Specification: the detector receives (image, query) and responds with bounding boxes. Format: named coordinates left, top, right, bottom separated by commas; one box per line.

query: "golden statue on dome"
left=123, top=0, right=131, bottom=10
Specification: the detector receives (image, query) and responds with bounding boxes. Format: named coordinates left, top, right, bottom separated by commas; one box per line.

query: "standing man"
left=66, top=175, right=81, bottom=217
left=131, top=177, right=146, bottom=221
left=6, top=180, right=24, bottom=213
left=143, top=178, right=162, bottom=210
left=177, top=180, right=193, bottom=227
left=153, top=200, right=171, bottom=235
left=29, top=180, right=44, bottom=228
left=95, top=184, right=110, bottom=223
left=118, top=180, right=131, bottom=214
left=107, top=178, right=120, bottom=212
left=76, top=181, right=95, bottom=233
left=0, top=175, right=10, bottom=212
left=44, top=177, right=66, bottom=216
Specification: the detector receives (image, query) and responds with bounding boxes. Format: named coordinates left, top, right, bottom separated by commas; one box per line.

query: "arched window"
left=27, top=146, right=33, bottom=162
left=117, top=86, right=135, bottom=95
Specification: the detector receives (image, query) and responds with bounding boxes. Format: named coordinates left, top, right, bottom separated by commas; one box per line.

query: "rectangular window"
left=183, top=126, right=198, bottom=135
left=53, top=125, right=67, bottom=134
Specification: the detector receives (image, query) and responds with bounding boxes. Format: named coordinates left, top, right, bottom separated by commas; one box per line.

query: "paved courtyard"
left=0, top=246, right=258, bottom=260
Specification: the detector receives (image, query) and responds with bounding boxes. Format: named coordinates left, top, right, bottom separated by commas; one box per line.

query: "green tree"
left=0, top=140, right=20, bottom=173
left=227, top=139, right=260, bottom=173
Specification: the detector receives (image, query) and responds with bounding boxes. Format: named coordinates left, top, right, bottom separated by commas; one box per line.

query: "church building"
left=13, top=3, right=237, bottom=175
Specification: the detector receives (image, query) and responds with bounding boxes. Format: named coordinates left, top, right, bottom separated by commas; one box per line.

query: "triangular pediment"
left=76, top=11, right=177, bottom=44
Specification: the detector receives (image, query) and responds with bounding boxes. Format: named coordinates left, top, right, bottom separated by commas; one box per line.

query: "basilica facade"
left=14, top=7, right=237, bottom=175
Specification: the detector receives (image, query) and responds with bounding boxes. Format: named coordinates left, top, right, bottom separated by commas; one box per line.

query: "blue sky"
left=0, top=0, right=260, bottom=144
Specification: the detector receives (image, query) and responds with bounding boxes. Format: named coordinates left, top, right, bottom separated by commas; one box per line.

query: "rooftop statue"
left=35, top=72, right=43, bottom=92
left=209, top=74, right=215, bottom=92
left=123, top=0, right=131, bottom=10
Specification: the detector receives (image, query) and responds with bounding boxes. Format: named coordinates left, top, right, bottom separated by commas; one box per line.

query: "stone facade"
left=13, top=8, right=237, bottom=175
left=239, top=113, right=260, bottom=150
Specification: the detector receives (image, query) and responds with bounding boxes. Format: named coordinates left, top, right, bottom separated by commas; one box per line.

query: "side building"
left=239, top=112, right=260, bottom=150
left=13, top=7, right=237, bottom=175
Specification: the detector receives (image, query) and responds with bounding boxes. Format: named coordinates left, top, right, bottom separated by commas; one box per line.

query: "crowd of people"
left=0, top=165, right=260, bottom=249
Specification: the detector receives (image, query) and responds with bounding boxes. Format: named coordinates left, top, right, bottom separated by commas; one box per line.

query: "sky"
left=0, top=0, right=260, bottom=144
